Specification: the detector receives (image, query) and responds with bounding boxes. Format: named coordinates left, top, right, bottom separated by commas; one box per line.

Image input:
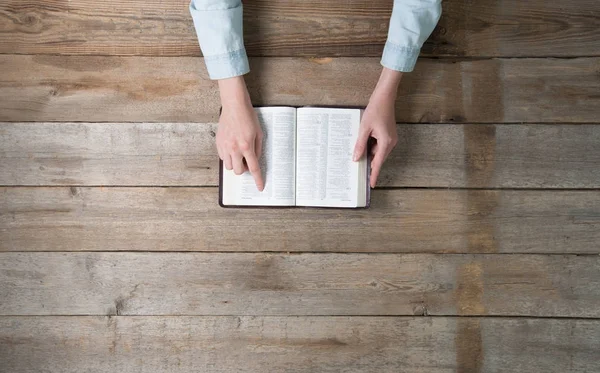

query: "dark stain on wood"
left=84, top=256, right=97, bottom=281
left=1, top=269, right=45, bottom=280
left=35, top=156, right=86, bottom=169
left=0, top=336, right=33, bottom=346
left=465, top=194, right=500, bottom=253
left=244, top=255, right=294, bottom=291
left=463, top=58, right=504, bottom=123
left=8, top=208, right=73, bottom=214
left=569, top=210, right=600, bottom=225
left=463, top=125, right=497, bottom=185
left=247, top=337, right=349, bottom=348
left=69, top=187, right=78, bottom=197
left=183, top=159, right=213, bottom=170
left=50, top=178, right=83, bottom=185
left=106, top=314, right=118, bottom=353
left=113, top=284, right=141, bottom=316
left=455, top=262, right=485, bottom=372
left=464, top=124, right=499, bottom=253
left=114, top=298, right=126, bottom=316
left=456, top=318, right=484, bottom=373
left=288, top=337, right=348, bottom=347
left=412, top=303, right=428, bottom=316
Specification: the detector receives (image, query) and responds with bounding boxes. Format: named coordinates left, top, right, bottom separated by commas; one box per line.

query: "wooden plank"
left=427, top=0, right=600, bottom=58
left=2, top=123, right=600, bottom=188
left=1, top=188, right=598, bottom=253
left=1, top=55, right=599, bottom=123
left=389, top=124, right=600, bottom=188
left=1, top=252, right=599, bottom=317
left=1, top=0, right=599, bottom=57
left=1, top=316, right=599, bottom=372
left=0, top=122, right=219, bottom=186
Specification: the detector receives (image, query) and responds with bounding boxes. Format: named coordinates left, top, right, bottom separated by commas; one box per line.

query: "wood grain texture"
left=2, top=122, right=600, bottom=188
left=0, top=122, right=218, bottom=186
left=0, top=55, right=218, bottom=123
left=2, top=252, right=599, bottom=317
left=1, top=55, right=599, bottom=123
left=2, top=187, right=599, bottom=253
left=1, top=316, right=599, bottom=372
left=1, top=0, right=599, bottom=57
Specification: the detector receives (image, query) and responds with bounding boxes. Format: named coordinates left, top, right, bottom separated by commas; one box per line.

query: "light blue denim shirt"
left=190, top=0, right=442, bottom=80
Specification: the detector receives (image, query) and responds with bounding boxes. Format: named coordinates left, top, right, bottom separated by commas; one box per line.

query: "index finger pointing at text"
left=369, top=151, right=385, bottom=189
left=244, top=150, right=265, bottom=192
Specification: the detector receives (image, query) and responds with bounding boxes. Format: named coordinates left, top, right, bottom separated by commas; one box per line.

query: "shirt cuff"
left=203, top=48, right=250, bottom=80
left=380, top=41, right=421, bottom=72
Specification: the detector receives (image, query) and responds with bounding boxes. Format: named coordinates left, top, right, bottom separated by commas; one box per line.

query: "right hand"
left=216, top=77, right=264, bottom=191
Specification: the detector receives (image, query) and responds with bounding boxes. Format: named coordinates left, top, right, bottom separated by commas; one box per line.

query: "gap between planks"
left=2, top=186, right=600, bottom=191
left=0, top=315, right=599, bottom=320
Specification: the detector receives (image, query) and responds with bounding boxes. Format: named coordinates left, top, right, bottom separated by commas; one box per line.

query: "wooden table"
left=1, top=0, right=599, bottom=371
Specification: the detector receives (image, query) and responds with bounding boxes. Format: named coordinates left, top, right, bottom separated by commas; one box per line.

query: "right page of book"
left=295, top=107, right=367, bottom=208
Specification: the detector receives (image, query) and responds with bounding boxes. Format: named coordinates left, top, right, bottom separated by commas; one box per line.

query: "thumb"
left=353, top=126, right=370, bottom=162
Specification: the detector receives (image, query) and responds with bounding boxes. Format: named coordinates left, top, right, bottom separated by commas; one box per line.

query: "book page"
left=295, top=107, right=366, bottom=208
left=222, top=107, right=296, bottom=206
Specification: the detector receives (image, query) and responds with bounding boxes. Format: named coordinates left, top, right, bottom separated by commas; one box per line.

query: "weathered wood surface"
left=1, top=55, right=599, bottom=123
left=2, top=1, right=599, bottom=371
left=0, top=122, right=218, bottom=186
left=2, top=122, right=600, bottom=188
left=1, top=252, right=599, bottom=317
left=1, top=316, right=599, bottom=373
left=1, top=0, right=599, bottom=57
left=2, top=187, right=599, bottom=253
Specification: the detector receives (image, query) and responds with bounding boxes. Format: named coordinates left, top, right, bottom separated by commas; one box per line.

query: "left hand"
left=353, top=90, right=398, bottom=188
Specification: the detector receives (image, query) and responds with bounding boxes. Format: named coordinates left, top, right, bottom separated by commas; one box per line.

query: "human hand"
left=353, top=68, right=401, bottom=188
left=216, top=77, right=264, bottom=191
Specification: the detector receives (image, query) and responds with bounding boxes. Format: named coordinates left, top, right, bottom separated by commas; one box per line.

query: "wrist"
left=370, top=88, right=397, bottom=105
left=370, top=67, right=402, bottom=102
left=218, top=76, right=251, bottom=108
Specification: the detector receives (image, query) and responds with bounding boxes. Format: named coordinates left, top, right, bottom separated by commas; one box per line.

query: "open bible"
left=219, top=107, right=370, bottom=208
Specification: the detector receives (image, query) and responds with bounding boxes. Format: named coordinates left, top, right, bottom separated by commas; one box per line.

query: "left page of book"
left=221, top=107, right=297, bottom=207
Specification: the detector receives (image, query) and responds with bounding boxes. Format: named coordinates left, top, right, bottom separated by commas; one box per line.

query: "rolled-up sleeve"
left=189, top=0, right=249, bottom=80
left=381, top=0, right=442, bottom=72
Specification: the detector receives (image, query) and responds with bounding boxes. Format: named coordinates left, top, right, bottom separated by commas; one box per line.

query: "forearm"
left=382, top=0, right=442, bottom=72
left=189, top=0, right=249, bottom=80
